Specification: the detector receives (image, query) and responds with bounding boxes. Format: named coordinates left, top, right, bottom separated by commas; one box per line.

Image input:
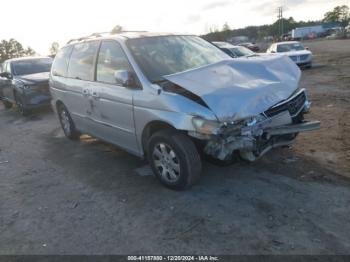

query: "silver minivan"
left=50, top=32, right=320, bottom=190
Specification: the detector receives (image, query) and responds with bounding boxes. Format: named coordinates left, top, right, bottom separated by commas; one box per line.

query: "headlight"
left=192, top=117, right=221, bottom=135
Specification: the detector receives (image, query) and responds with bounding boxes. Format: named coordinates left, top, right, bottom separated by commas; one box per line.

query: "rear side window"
left=67, top=41, right=98, bottom=81
left=52, top=46, right=73, bottom=77
left=96, top=41, right=132, bottom=84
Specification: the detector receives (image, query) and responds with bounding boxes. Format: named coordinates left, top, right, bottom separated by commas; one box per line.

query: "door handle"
left=82, top=89, right=89, bottom=96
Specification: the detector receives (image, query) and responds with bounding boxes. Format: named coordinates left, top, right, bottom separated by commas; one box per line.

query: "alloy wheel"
left=152, top=143, right=181, bottom=183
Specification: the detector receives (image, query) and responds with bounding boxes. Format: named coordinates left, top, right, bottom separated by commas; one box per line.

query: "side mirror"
left=305, top=47, right=309, bottom=50
left=271, top=50, right=276, bottom=53
left=114, top=70, right=130, bottom=87
left=0, top=72, right=12, bottom=79
left=114, top=70, right=139, bottom=88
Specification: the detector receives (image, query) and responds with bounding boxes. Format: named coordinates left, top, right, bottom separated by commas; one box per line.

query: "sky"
left=0, top=0, right=348, bottom=55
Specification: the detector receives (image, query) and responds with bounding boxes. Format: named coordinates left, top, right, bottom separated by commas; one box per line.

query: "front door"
left=88, top=40, right=140, bottom=155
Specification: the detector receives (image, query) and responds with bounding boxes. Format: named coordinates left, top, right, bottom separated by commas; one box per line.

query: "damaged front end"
left=163, top=55, right=320, bottom=161
left=189, top=89, right=320, bottom=161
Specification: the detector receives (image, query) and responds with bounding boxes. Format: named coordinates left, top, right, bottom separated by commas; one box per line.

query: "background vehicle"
left=0, top=57, right=53, bottom=115
left=212, top=41, right=256, bottom=58
left=291, top=26, right=323, bottom=40
left=237, top=42, right=260, bottom=52
left=50, top=32, right=319, bottom=190
left=266, top=41, right=313, bottom=68
left=0, top=63, right=6, bottom=97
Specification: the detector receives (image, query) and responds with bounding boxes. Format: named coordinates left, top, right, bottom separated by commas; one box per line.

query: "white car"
left=266, top=41, right=312, bottom=68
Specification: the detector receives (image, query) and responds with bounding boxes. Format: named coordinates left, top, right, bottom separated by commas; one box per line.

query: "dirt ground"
left=0, top=39, right=350, bottom=255
left=296, top=39, right=350, bottom=176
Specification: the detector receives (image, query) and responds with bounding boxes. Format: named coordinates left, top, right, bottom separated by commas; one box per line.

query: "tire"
left=15, top=95, right=29, bottom=116
left=147, top=129, right=202, bottom=190
left=57, top=103, right=80, bottom=140
left=2, top=100, right=12, bottom=109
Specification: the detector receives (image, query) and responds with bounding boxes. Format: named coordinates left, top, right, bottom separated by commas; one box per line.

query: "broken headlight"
left=192, top=117, right=221, bottom=135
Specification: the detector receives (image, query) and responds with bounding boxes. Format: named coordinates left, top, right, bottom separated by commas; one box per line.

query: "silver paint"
left=50, top=33, right=318, bottom=160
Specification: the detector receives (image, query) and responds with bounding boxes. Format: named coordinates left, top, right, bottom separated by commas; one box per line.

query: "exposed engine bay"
left=190, top=89, right=320, bottom=161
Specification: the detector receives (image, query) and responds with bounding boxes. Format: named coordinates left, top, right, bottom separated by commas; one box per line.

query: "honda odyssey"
left=50, top=32, right=320, bottom=190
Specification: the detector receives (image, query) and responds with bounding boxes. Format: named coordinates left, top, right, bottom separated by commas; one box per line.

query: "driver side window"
left=96, top=41, right=133, bottom=85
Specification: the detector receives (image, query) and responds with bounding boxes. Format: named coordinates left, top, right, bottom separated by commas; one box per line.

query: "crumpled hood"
left=16, top=72, right=50, bottom=85
left=165, top=55, right=301, bottom=122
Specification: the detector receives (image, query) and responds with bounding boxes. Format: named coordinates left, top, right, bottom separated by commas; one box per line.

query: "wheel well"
left=56, top=100, right=64, bottom=110
left=141, top=121, right=175, bottom=155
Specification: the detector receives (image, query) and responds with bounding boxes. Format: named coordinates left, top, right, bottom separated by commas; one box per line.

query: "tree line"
left=0, top=25, right=125, bottom=63
left=0, top=39, right=35, bottom=63
left=203, top=5, right=349, bottom=42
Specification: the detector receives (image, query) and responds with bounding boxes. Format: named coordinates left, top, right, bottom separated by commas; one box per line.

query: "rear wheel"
left=147, top=129, right=202, bottom=190
left=57, top=104, right=80, bottom=140
left=2, top=100, right=12, bottom=109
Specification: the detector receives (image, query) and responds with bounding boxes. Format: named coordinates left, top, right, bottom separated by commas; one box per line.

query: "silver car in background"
left=50, top=32, right=320, bottom=190
left=266, top=41, right=313, bottom=68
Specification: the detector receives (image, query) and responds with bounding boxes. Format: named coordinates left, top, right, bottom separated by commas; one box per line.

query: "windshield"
left=12, top=58, right=52, bottom=76
left=230, top=46, right=255, bottom=57
left=126, top=35, right=229, bottom=83
left=277, top=43, right=305, bottom=52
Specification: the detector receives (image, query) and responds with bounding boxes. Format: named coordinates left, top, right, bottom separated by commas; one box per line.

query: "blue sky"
left=0, top=0, right=348, bottom=55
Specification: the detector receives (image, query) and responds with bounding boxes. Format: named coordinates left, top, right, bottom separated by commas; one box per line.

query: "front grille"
left=289, top=56, right=298, bottom=61
left=265, top=91, right=306, bottom=118
left=300, top=54, right=309, bottom=61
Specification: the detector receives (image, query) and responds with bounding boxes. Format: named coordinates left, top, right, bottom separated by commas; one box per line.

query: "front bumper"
left=22, top=93, right=51, bottom=109
left=199, top=89, right=320, bottom=161
left=204, top=120, right=320, bottom=161
left=22, top=84, right=51, bottom=109
left=289, top=55, right=312, bottom=67
left=265, top=121, right=320, bottom=136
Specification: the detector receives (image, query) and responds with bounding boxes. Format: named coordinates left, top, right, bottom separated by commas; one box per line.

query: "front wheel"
left=15, top=95, right=29, bottom=116
left=57, top=104, right=80, bottom=140
left=147, top=129, right=202, bottom=190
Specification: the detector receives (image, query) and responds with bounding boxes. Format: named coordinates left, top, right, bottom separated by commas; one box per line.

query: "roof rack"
left=67, top=31, right=148, bottom=44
